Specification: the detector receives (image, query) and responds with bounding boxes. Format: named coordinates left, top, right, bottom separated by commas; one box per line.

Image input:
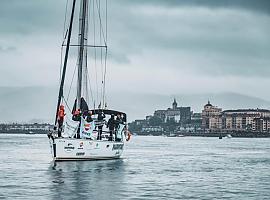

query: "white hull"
left=50, top=138, right=124, bottom=161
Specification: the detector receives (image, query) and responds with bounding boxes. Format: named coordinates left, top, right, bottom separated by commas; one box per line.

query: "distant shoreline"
left=134, top=131, right=270, bottom=138
left=1, top=130, right=270, bottom=138
left=0, top=130, right=49, bottom=135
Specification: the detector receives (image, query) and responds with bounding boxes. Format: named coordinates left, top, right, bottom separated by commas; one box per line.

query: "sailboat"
left=47, top=0, right=130, bottom=161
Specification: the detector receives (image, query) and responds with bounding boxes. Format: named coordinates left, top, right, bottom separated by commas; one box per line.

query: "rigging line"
left=106, top=0, right=107, bottom=44
left=101, top=47, right=104, bottom=108
left=92, top=0, right=99, bottom=106
left=63, top=96, right=73, bottom=114
left=63, top=0, right=70, bottom=39
left=59, top=0, right=69, bottom=87
left=66, top=63, right=77, bottom=101
left=85, top=0, right=93, bottom=106
left=59, top=0, right=70, bottom=97
left=95, top=0, right=107, bottom=46
left=54, top=0, right=76, bottom=126
left=103, top=47, right=108, bottom=108
left=84, top=0, right=89, bottom=103
left=85, top=50, right=89, bottom=103
left=59, top=46, right=63, bottom=85
left=87, top=65, right=95, bottom=108
left=61, top=29, right=69, bottom=46
left=98, top=0, right=104, bottom=107
left=103, top=0, right=108, bottom=108
left=105, top=0, right=108, bottom=108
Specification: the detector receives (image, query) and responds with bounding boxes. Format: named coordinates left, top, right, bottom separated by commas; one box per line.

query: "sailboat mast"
left=77, top=0, right=88, bottom=109
left=54, top=0, right=76, bottom=126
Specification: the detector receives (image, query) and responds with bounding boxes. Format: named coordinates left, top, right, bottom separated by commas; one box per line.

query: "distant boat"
left=167, top=133, right=185, bottom=137
left=26, top=131, right=35, bottom=135
left=225, top=134, right=232, bottom=138
left=167, top=133, right=176, bottom=137
left=219, top=133, right=222, bottom=139
left=47, top=0, right=130, bottom=161
left=177, top=134, right=185, bottom=137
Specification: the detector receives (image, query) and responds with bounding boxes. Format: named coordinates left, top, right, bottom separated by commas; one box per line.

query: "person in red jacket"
left=57, top=104, right=66, bottom=137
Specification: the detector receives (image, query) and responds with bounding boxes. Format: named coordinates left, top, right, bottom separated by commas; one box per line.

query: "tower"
left=172, top=98, right=177, bottom=110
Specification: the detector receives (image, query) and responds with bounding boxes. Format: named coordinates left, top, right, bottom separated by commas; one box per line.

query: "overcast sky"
left=0, top=0, right=270, bottom=107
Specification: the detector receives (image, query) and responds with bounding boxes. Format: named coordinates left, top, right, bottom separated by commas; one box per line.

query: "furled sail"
left=72, top=97, right=89, bottom=114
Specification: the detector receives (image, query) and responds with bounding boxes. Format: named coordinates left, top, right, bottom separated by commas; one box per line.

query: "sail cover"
left=72, top=97, right=89, bottom=114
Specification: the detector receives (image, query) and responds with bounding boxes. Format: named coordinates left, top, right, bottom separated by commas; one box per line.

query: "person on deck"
left=72, top=109, right=81, bottom=121
left=97, top=111, right=105, bottom=140
left=115, top=114, right=122, bottom=129
left=107, top=114, right=115, bottom=141
left=83, top=110, right=93, bottom=123
left=114, top=113, right=123, bottom=141
left=57, top=104, right=66, bottom=137
left=72, top=109, right=81, bottom=138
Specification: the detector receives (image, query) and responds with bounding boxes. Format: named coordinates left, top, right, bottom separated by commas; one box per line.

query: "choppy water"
left=0, top=134, right=270, bottom=200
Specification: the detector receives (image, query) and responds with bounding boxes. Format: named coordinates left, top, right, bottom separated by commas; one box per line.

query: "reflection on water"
left=48, top=159, right=126, bottom=200
left=0, top=135, right=270, bottom=200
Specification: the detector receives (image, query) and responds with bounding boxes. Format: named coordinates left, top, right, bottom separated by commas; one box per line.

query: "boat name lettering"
left=76, top=152, right=85, bottom=156
left=64, top=143, right=75, bottom=152
left=112, top=144, right=123, bottom=150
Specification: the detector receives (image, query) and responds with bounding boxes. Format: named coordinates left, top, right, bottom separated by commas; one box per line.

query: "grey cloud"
left=0, top=0, right=66, bottom=35
left=117, top=0, right=270, bottom=15
left=0, top=0, right=269, bottom=85
left=0, top=46, right=16, bottom=53
left=106, top=1, right=270, bottom=77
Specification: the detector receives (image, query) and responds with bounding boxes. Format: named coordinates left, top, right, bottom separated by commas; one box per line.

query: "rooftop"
left=223, top=109, right=270, bottom=113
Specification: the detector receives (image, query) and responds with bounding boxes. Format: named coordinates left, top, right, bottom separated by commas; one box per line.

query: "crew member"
left=107, top=114, right=115, bottom=141
left=72, top=108, right=81, bottom=121
left=83, top=110, right=93, bottom=122
left=97, top=111, right=105, bottom=140
left=57, top=104, right=66, bottom=137
left=72, top=109, right=81, bottom=138
left=115, top=114, right=122, bottom=141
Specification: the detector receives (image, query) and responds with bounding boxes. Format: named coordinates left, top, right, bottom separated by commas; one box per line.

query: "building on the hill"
left=201, top=101, right=222, bottom=130
left=190, top=112, right=202, bottom=130
left=154, top=98, right=191, bottom=125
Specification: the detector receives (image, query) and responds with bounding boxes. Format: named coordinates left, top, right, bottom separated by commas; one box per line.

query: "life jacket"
left=58, top=105, right=65, bottom=119
left=58, top=110, right=65, bottom=118
left=126, top=131, right=131, bottom=141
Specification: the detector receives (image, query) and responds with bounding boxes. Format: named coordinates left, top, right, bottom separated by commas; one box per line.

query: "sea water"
left=0, top=134, right=270, bottom=200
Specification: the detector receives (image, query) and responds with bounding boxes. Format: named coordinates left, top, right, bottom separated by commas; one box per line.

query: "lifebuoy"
left=126, top=131, right=131, bottom=142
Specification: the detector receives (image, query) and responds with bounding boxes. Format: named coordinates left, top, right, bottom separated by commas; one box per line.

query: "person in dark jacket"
left=97, top=111, right=105, bottom=140
left=83, top=110, right=93, bottom=123
left=72, top=109, right=81, bottom=121
left=107, top=114, right=115, bottom=141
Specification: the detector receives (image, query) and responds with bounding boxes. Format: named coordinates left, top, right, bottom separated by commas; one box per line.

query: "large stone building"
left=223, top=109, right=270, bottom=131
left=202, top=101, right=222, bottom=130
left=253, top=117, right=270, bottom=132
left=154, top=99, right=191, bottom=125
left=202, top=101, right=270, bottom=132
